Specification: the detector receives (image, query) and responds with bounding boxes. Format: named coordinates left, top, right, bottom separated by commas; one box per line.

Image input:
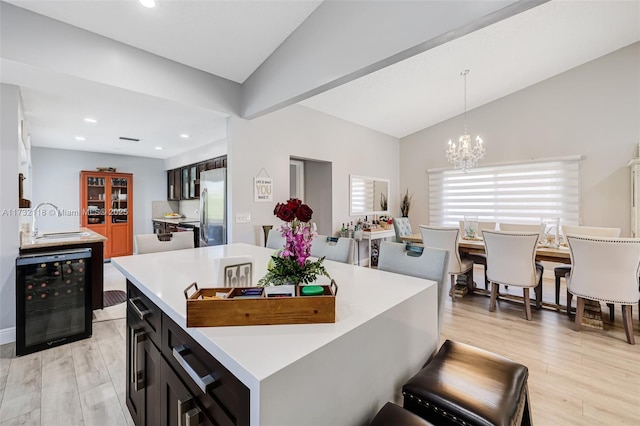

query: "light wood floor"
left=0, top=265, right=638, bottom=425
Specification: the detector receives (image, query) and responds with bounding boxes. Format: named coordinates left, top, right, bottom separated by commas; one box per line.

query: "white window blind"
left=428, top=157, right=580, bottom=227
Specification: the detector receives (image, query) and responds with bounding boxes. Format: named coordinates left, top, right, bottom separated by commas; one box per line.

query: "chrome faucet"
left=32, top=202, right=60, bottom=238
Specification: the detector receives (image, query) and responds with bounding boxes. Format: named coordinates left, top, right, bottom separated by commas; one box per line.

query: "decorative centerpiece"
left=258, top=198, right=330, bottom=289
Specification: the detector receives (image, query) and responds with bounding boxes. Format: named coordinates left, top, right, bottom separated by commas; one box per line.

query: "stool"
left=402, top=340, right=532, bottom=426
left=369, top=402, right=434, bottom=426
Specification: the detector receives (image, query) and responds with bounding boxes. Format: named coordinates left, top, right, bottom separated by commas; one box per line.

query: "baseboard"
left=0, top=327, right=16, bottom=345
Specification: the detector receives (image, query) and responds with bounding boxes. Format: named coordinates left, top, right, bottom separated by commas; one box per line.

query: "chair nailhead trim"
left=403, top=392, right=468, bottom=426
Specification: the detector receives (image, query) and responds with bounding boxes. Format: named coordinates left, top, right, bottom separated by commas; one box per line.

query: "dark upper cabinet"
left=167, top=169, right=181, bottom=201
left=167, top=156, right=226, bottom=201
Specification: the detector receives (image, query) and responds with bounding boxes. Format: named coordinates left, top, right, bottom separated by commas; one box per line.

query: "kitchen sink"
left=36, top=231, right=91, bottom=240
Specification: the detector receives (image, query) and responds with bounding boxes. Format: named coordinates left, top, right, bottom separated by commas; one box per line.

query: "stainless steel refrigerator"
left=199, top=168, right=227, bottom=246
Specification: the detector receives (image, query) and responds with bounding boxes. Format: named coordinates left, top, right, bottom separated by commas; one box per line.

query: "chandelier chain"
left=462, top=69, right=469, bottom=134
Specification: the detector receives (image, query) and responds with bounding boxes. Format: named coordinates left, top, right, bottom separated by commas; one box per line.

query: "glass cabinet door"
left=86, top=175, right=106, bottom=225
left=111, top=177, right=129, bottom=224
left=189, top=165, right=197, bottom=198
left=182, top=167, right=189, bottom=200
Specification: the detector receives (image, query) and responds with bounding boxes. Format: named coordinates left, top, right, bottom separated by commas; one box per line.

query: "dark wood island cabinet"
left=126, top=280, right=249, bottom=426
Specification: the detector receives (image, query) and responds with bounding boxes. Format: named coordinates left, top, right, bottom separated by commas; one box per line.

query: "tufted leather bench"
left=402, top=340, right=532, bottom=426
left=369, top=402, right=435, bottom=426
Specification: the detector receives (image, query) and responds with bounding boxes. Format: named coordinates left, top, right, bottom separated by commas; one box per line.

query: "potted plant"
left=400, top=189, right=413, bottom=217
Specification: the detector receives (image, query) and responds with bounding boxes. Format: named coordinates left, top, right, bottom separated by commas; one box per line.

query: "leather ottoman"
left=402, top=340, right=532, bottom=426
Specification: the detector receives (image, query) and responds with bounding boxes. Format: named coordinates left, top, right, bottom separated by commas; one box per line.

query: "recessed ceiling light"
left=84, top=118, right=98, bottom=123
left=139, top=0, right=156, bottom=8
left=180, top=134, right=190, bottom=139
left=154, top=146, right=163, bottom=150
left=75, top=136, right=86, bottom=141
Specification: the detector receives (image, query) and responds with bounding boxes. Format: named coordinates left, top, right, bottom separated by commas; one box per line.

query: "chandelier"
left=446, top=69, right=485, bottom=172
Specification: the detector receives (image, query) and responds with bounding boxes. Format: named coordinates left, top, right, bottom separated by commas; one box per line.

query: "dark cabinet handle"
left=173, top=345, right=216, bottom=393
left=128, top=297, right=151, bottom=320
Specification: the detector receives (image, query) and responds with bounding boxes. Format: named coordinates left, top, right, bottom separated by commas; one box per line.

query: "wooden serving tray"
left=184, top=281, right=337, bottom=327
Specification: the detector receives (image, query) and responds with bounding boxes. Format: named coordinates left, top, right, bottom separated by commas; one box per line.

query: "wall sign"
left=254, top=177, right=273, bottom=202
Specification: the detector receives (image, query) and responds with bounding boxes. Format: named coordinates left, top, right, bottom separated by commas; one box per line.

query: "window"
left=427, top=156, right=580, bottom=227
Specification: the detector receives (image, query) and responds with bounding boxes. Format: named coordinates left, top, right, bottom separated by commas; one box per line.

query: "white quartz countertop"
left=112, top=243, right=435, bottom=389
left=20, top=227, right=107, bottom=250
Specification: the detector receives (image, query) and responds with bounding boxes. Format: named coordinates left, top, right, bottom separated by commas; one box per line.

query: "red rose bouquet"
left=259, top=198, right=330, bottom=287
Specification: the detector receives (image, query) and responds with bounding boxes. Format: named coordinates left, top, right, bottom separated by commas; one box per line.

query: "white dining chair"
left=419, top=226, right=473, bottom=301
left=265, top=228, right=286, bottom=250
left=378, top=241, right=449, bottom=335
left=566, top=235, right=640, bottom=344
left=310, top=235, right=356, bottom=264
left=555, top=225, right=621, bottom=316
left=482, top=230, right=542, bottom=320
left=135, top=232, right=194, bottom=254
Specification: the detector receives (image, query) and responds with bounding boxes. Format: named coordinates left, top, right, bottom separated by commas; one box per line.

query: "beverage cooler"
left=16, top=248, right=93, bottom=356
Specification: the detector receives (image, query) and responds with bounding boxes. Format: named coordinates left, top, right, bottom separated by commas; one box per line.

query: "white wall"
left=228, top=104, right=400, bottom=245
left=400, top=43, right=640, bottom=236
left=0, top=84, right=22, bottom=342
left=31, top=147, right=166, bottom=236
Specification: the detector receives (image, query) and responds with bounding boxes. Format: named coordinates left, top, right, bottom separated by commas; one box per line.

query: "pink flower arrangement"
left=259, top=198, right=329, bottom=287
left=274, top=198, right=316, bottom=267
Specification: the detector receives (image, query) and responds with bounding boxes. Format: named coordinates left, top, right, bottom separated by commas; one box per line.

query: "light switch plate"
left=235, top=213, right=251, bottom=223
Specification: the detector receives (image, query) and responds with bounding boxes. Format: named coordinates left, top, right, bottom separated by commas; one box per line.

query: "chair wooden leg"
left=607, top=303, right=615, bottom=323
left=484, top=267, right=488, bottom=290
left=622, top=305, right=635, bottom=345
left=534, top=285, right=541, bottom=310
left=523, top=288, right=532, bottom=320
left=489, top=282, right=498, bottom=312
left=574, top=297, right=585, bottom=332
left=555, top=275, right=561, bottom=306
left=450, top=274, right=456, bottom=302
left=567, top=291, right=573, bottom=317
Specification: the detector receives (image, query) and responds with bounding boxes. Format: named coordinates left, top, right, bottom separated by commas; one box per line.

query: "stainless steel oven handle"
left=173, top=345, right=216, bottom=393
left=128, top=297, right=151, bottom=320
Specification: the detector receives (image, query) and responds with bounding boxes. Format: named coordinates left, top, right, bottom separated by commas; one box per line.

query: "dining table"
left=402, top=233, right=571, bottom=263
left=402, top=232, right=572, bottom=312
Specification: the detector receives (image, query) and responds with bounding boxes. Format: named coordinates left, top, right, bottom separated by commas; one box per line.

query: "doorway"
left=290, top=157, right=332, bottom=235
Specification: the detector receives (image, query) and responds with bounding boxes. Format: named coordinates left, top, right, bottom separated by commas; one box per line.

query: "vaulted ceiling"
left=2, top=0, right=638, bottom=158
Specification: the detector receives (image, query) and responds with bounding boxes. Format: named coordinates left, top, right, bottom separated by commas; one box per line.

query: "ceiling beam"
left=241, top=0, right=549, bottom=119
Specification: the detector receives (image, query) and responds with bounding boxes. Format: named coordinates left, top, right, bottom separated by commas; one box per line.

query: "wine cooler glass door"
left=16, top=248, right=93, bottom=356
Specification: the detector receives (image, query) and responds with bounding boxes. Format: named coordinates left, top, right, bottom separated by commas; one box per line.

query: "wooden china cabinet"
left=80, top=171, right=133, bottom=259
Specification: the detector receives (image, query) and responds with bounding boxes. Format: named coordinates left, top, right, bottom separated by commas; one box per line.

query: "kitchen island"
left=113, top=243, right=438, bottom=425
